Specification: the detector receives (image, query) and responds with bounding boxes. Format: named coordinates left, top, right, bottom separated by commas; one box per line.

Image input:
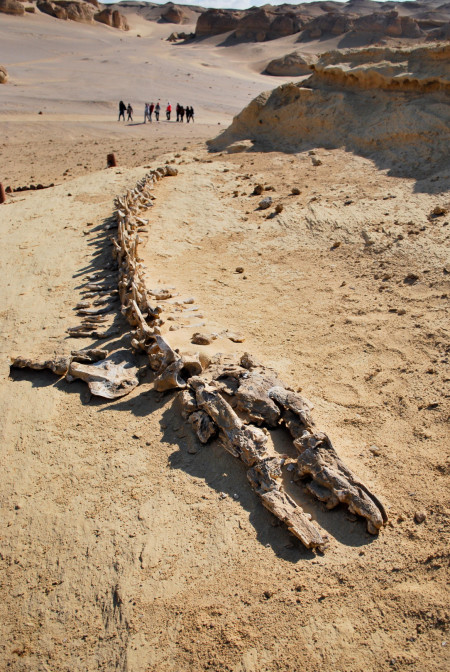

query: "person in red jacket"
left=166, top=103, right=172, bottom=121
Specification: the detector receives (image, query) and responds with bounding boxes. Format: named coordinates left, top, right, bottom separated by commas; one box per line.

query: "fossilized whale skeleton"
left=11, top=166, right=387, bottom=552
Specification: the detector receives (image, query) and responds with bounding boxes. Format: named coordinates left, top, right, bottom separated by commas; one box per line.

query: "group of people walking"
left=118, top=100, right=194, bottom=123
left=175, top=103, right=194, bottom=123
left=118, top=101, right=133, bottom=122
left=144, top=102, right=194, bottom=123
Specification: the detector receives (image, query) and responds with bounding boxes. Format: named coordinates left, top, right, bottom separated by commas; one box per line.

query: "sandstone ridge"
left=0, top=0, right=25, bottom=15
left=0, top=0, right=129, bottom=28
left=194, top=2, right=449, bottom=43
left=209, top=44, right=450, bottom=180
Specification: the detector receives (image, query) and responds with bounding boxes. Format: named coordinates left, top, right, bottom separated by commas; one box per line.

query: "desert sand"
left=1, top=5, right=449, bottom=672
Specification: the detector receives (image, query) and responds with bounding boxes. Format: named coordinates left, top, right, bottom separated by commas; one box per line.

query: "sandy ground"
left=1, top=9, right=449, bottom=672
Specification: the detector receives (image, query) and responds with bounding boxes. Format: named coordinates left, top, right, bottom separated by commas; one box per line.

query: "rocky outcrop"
left=195, top=8, right=241, bottom=38
left=37, top=0, right=67, bottom=19
left=353, top=11, right=423, bottom=38
left=0, top=65, right=8, bottom=84
left=235, top=8, right=274, bottom=42
left=95, top=7, right=129, bottom=30
left=301, top=10, right=423, bottom=41
left=426, top=21, right=450, bottom=40
left=209, top=45, right=450, bottom=180
left=235, top=8, right=305, bottom=42
left=161, top=3, right=189, bottom=25
left=301, top=12, right=355, bottom=40
left=310, top=45, right=450, bottom=92
left=265, top=52, right=315, bottom=77
left=56, top=1, right=96, bottom=23
left=37, top=0, right=96, bottom=22
left=167, top=31, right=194, bottom=42
left=0, top=0, right=25, bottom=15
left=37, top=0, right=128, bottom=28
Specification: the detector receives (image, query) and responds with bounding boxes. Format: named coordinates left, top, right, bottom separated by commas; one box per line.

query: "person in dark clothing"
left=180, top=105, right=185, bottom=122
left=127, top=103, right=133, bottom=121
left=149, top=102, right=154, bottom=122
left=186, top=106, right=194, bottom=123
left=155, top=102, right=160, bottom=121
left=118, top=100, right=126, bottom=121
left=176, top=103, right=181, bottom=122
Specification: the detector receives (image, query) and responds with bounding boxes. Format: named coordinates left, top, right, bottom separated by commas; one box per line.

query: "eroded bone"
left=153, top=354, right=202, bottom=392
left=247, top=457, right=325, bottom=549
left=71, top=349, right=108, bottom=363
left=78, top=306, right=113, bottom=316
left=178, top=388, right=198, bottom=419
left=295, top=431, right=388, bottom=534
left=67, top=350, right=139, bottom=399
left=11, top=355, right=71, bottom=377
left=189, top=376, right=268, bottom=466
left=269, top=386, right=316, bottom=437
left=188, top=410, right=218, bottom=443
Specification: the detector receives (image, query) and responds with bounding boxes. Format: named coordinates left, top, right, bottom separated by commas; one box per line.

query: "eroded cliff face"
left=194, top=2, right=448, bottom=43
left=311, top=45, right=450, bottom=92
left=209, top=45, right=450, bottom=179
left=1, top=0, right=130, bottom=29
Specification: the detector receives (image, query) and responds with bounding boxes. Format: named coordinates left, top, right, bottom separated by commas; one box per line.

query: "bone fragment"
left=247, top=456, right=324, bottom=549
left=178, top=388, right=198, bottom=418
left=154, top=354, right=202, bottom=392
left=71, top=349, right=108, bottom=363
left=84, top=283, right=114, bottom=292
left=295, top=431, right=388, bottom=534
left=67, top=350, right=138, bottom=399
left=93, top=295, right=118, bottom=306
left=260, top=488, right=325, bottom=550
left=189, top=376, right=268, bottom=466
left=188, top=410, right=218, bottom=443
left=78, top=306, right=113, bottom=316
left=269, top=386, right=316, bottom=437
left=11, top=355, right=71, bottom=377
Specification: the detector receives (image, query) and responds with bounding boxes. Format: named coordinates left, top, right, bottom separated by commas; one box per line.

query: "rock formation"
left=426, top=21, right=450, bottom=40
left=37, top=0, right=95, bottom=22
left=265, top=52, right=315, bottom=77
left=36, top=0, right=128, bottom=28
left=161, top=3, right=189, bottom=25
left=301, top=12, right=355, bottom=40
left=95, top=7, right=129, bottom=30
left=209, top=44, right=450, bottom=180
left=236, top=8, right=306, bottom=42
left=194, top=3, right=447, bottom=43
left=55, top=1, right=96, bottom=23
left=37, top=0, right=67, bottom=19
left=0, top=0, right=25, bottom=15
left=301, top=10, right=423, bottom=41
left=353, top=10, right=423, bottom=39
left=195, top=8, right=241, bottom=38
left=0, top=65, right=8, bottom=84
